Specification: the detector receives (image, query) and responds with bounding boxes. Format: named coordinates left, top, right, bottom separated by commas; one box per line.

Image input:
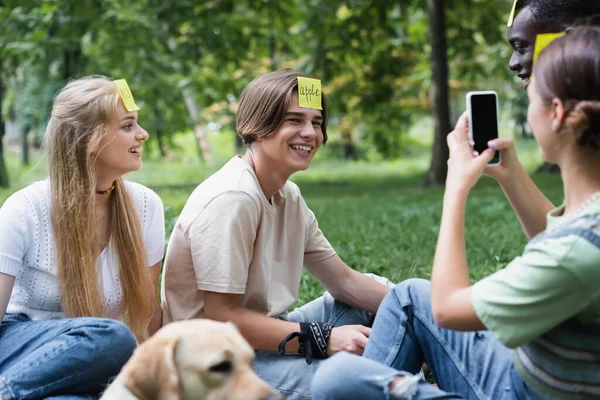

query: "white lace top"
left=0, top=180, right=165, bottom=320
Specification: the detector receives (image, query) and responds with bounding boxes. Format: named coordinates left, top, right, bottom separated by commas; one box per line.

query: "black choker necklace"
left=96, top=184, right=115, bottom=195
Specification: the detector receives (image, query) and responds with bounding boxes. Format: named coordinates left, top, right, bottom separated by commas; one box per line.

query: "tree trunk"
left=268, top=1, right=277, bottom=71
left=0, top=80, right=9, bottom=188
left=340, top=117, right=357, bottom=160
left=63, top=48, right=82, bottom=81
left=153, top=108, right=166, bottom=158
left=21, top=123, right=30, bottom=166
left=424, top=0, right=451, bottom=186
left=156, top=129, right=166, bottom=158
left=182, top=87, right=213, bottom=167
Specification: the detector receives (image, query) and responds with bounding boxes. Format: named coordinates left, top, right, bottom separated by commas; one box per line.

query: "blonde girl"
left=0, top=76, right=164, bottom=399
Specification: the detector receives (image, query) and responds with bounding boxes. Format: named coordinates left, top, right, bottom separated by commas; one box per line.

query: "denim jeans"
left=0, top=314, right=137, bottom=400
left=252, top=274, right=395, bottom=400
left=311, top=279, right=518, bottom=400
left=312, top=353, right=462, bottom=399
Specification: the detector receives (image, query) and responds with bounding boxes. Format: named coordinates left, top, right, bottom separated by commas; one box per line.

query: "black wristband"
left=278, top=321, right=333, bottom=365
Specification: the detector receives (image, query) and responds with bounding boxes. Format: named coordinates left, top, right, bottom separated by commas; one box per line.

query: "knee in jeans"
left=393, top=278, right=430, bottom=296
left=79, top=318, right=137, bottom=368
left=364, top=273, right=395, bottom=288
left=390, top=278, right=431, bottom=305
left=99, top=319, right=137, bottom=352
left=311, top=353, right=361, bottom=398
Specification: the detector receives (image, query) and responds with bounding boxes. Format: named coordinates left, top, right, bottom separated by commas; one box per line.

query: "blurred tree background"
left=0, top=0, right=525, bottom=190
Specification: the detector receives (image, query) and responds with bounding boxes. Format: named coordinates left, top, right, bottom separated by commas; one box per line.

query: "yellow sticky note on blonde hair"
left=297, top=77, right=322, bottom=110
left=113, top=79, right=140, bottom=112
left=533, top=32, right=565, bottom=65
left=507, top=0, right=519, bottom=27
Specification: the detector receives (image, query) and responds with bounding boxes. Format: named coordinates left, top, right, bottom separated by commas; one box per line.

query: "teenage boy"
left=161, top=69, right=393, bottom=399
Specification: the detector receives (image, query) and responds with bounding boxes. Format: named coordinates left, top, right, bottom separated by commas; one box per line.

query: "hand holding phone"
left=466, top=91, right=501, bottom=166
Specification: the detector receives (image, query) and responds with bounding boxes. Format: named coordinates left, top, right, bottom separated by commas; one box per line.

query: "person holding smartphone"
left=312, top=27, right=600, bottom=400
left=469, top=0, right=600, bottom=258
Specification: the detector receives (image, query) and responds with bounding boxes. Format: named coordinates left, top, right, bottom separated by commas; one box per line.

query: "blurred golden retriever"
left=101, top=320, right=280, bottom=400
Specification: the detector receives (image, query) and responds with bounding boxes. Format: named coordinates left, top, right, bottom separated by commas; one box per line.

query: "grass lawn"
left=0, top=133, right=564, bottom=308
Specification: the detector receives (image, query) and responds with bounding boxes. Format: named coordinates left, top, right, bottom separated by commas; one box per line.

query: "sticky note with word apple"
left=297, top=77, right=322, bottom=110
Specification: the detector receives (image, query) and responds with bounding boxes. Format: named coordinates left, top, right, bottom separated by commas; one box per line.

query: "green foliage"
left=291, top=172, right=564, bottom=306
left=0, top=0, right=521, bottom=163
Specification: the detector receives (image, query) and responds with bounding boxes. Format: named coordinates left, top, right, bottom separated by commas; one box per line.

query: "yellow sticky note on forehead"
left=507, top=0, right=518, bottom=27
left=533, top=32, right=565, bottom=65
left=113, top=79, right=140, bottom=112
left=297, top=77, right=323, bottom=110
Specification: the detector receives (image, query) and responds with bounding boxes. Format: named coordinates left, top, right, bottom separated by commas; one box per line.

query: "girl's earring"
left=551, top=120, right=560, bottom=132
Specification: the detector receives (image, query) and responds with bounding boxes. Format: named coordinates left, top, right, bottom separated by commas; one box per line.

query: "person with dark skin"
left=311, top=26, right=600, bottom=400
left=507, top=1, right=600, bottom=174
left=507, top=0, right=600, bottom=88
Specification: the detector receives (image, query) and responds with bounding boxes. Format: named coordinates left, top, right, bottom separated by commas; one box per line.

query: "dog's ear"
left=121, top=335, right=181, bottom=400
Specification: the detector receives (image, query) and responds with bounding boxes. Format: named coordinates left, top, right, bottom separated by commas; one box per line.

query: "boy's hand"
left=327, top=325, right=371, bottom=356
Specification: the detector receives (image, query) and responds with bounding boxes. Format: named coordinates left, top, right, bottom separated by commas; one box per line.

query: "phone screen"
left=470, top=93, right=500, bottom=164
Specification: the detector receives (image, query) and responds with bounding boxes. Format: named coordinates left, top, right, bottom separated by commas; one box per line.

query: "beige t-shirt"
left=161, top=156, right=336, bottom=324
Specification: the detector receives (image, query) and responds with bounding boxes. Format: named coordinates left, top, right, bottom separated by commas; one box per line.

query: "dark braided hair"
left=516, top=0, right=600, bottom=29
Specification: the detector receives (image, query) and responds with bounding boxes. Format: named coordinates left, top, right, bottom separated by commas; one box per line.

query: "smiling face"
left=252, top=92, right=324, bottom=175
left=507, top=6, right=555, bottom=88
left=92, top=101, right=149, bottom=180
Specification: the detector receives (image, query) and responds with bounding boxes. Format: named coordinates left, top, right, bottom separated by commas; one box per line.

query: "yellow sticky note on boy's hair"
left=113, top=79, right=140, bottom=112
left=533, top=32, right=565, bottom=65
left=507, top=0, right=518, bottom=27
left=297, top=77, right=322, bottom=110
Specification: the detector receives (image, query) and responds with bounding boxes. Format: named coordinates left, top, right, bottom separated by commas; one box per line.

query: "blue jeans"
left=0, top=314, right=137, bottom=400
left=311, top=279, right=516, bottom=400
left=253, top=274, right=395, bottom=400
left=313, top=353, right=462, bottom=399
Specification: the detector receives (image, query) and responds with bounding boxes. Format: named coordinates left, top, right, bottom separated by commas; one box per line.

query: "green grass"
left=285, top=172, right=563, bottom=306
left=0, top=132, right=564, bottom=307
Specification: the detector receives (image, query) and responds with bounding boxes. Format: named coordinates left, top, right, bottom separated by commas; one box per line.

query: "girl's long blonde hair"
left=45, top=76, right=152, bottom=341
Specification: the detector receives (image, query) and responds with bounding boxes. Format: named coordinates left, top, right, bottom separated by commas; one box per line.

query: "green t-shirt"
left=472, top=196, right=600, bottom=399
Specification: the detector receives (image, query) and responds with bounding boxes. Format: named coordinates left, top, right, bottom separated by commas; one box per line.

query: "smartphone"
left=466, top=91, right=501, bottom=166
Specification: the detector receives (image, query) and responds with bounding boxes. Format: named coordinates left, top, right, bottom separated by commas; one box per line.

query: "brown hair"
left=533, top=27, right=600, bottom=150
left=236, top=69, right=328, bottom=145
left=45, top=76, right=152, bottom=341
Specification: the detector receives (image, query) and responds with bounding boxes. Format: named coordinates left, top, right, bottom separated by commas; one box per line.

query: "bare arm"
left=204, top=287, right=373, bottom=356
left=430, top=113, right=494, bottom=331
left=305, top=254, right=389, bottom=314
left=485, top=138, right=555, bottom=239
left=430, top=190, right=486, bottom=331
left=204, top=291, right=302, bottom=353
left=0, top=273, right=15, bottom=324
left=147, top=262, right=163, bottom=337
left=498, top=164, right=554, bottom=239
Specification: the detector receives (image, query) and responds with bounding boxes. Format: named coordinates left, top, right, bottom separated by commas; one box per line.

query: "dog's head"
left=121, top=320, right=281, bottom=400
